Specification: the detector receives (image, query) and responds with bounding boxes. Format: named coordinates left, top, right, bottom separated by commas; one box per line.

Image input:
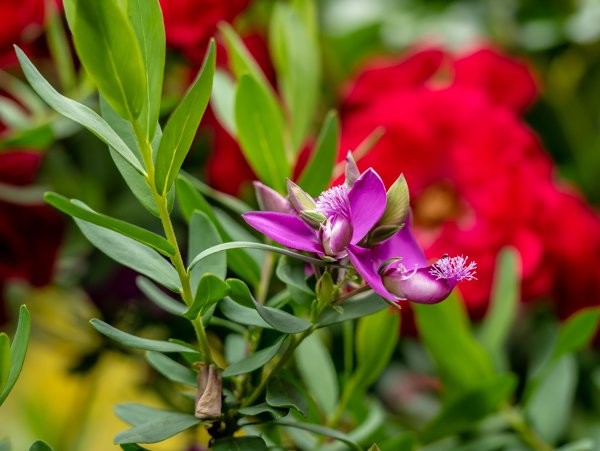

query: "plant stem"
left=501, top=405, right=553, bottom=451
left=132, top=120, right=213, bottom=363
left=334, top=285, right=370, bottom=304
left=256, top=251, right=275, bottom=304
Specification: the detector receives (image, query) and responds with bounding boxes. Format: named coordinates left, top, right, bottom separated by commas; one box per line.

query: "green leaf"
left=295, top=333, right=338, bottom=416
left=479, top=247, right=520, bottom=370
left=184, top=274, right=230, bottom=321
left=0, top=125, right=54, bottom=151
left=136, top=277, right=186, bottom=316
left=211, top=69, right=237, bottom=136
left=266, top=375, right=308, bottom=416
left=297, top=111, right=339, bottom=197
left=317, top=293, right=388, bottom=327
left=352, top=308, right=399, bottom=392
left=90, top=319, right=197, bottom=354
left=377, top=432, right=417, bottom=451
left=176, top=175, right=260, bottom=286
left=114, top=405, right=200, bottom=444
left=16, top=47, right=145, bottom=174
left=127, top=0, right=165, bottom=139
left=46, top=193, right=175, bottom=257
left=219, top=298, right=272, bottom=329
left=120, top=445, right=150, bottom=451
left=276, top=256, right=314, bottom=305
left=0, top=438, right=9, bottom=451
left=28, top=441, right=54, bottom=451
left=219, top=23, right=269, bottom=86
left=525, top=354, right=577, bottom=444
left=213, top=436, right=268, bottom=451
left=272, top=420, right=361, bottom=451
left=414, top=293, right=495, bottom=395
left=270, top=3, right=320, bottom=151
left=188, top=211, right=225, bottom=295
left=227, top=279, right=311, bottom=333
left=180, top=171, right=251, bottom=216
left=0, top=306, right=30, bottom=406
left=235, top=74, right=289, bottom=192
left=75, top=218, right=180, bottom=291
left=421, top=374, right=516, bottom=443
left=553, top=306, right=600, bottom=361
left=66, top=0, right=146, bottom=119
left=222, top=335, right=287, bottom=377
left=238, top=403, right=288, bottom=419
left=155, top=40, right=215, bottom=194
left=189, top=242, right=326, bottom=272
left=0, top=333, right=10, bottom=392
left=145, top=351, right=196, bottom=387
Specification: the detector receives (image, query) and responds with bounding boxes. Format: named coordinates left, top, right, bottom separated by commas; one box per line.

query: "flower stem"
left=501, top=405, right=553, bottom=451
left=132, top=120, right=213, bottom=363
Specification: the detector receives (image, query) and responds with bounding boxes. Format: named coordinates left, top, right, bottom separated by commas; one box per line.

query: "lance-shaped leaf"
left=184, top=274, right=230, bottom=320
left=266, top=375, right=308, bottom=416
left=219, top=23, right=269, bottom=85
left=90, top=319, right=197, bottom=354
left=297, top=111, right=339, bottom=197
left=235, top=75, right=289, bottom=192
left=65, top=0, right=146, bottom=119
left=155, top=40, right=216, bottom=194
left=16, top=47, right=145, bottom=174
left=0, top=333, right=10, bottom=391
left=188, top=211, right=226, bottom=294
left=211, top=69, right=237, bottom=136
left=29, top=441, right=54, bottom=451
left=75, top=218, right=180, bottom=291
left=223, top=335, right=288, bottom=377
left=127, top=0, right=165, bottom=140
left=136, top=277, right=186, bottom=316
left=0, top=306, right=31, bottom=405
left=46, top=193, right=175, bottom=256
left=145, top=351, right=196, bottom=387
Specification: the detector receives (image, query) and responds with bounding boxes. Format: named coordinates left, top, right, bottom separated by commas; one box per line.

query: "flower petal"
left=372, top=221, right=427, bottom=269
left=348, top=168, right=387, bottom=243
left=396, top=267, right=455, bottom=304
left=253, top=181, right=293, bottom=213
left=242, top=211, right=322, bottom=253
left=347, top=244, right=398, bottom=302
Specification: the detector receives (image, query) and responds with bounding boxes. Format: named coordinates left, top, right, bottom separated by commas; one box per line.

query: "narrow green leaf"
left=317, top=293, right=388, bottom=327
left=276, top=256, right=313, bottom=304
left=114, top=410, right=200, bottom=444
left=136, top=277, right=186, bottom=316
left=155, top=40, right=215, bottom=194
left=90, top=319, right=196, bottom=354
left=223, top=335, right=287, bottom=377
left=227, top=279, right=311, bottom=333
left=297, top=111, right=339, bottom=196
left=219, top=298, right=272, bottom=329
left=184, top=274, right=230, bottom=320
left=479, top=247, right=520, bottom=369
left=188, top=211, right=225, bottom=294
left=127, top=0, right=165, bottom=139
left=272, top=420, right=361, bottom=450
left=0, top=333, right=11, bottom=392
left=235, top=75, right=289, bottom=192
left=219, top=23, right=269, bottom=85
left=16, top=47, right=145, bottom=174
left=553, top=307, right=600, bottom=361
left=181, top=171, right=251, bottom=216
left=266, top=375, right=308, bottom=416
left=46, top=193, right=175, bottom=257
left=213, top=436, right=268, bottom=451
left=28, top=441, right=54, bottom=451
left=238, top=403, right=287, bottom=418
left=211, top=69, right=237, bottom=136
left=295, top=333, right=338, bottom=416
left=67, top=0, right=146, bottom=119
left=115, top=403, right=168, bottom=426
left=0, top=305, right=31, bottom=405
left=145, top=351, right=196, bottom=387
left=75, top=218, right=180, bottom=291
left=414, top=293, right=495, bottom=395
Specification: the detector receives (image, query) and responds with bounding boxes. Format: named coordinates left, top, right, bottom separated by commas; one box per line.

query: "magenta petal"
left=348, top=168, right=387, bottom=243
left=242, top=212, right=322, bottom=253
left=347, top=244, right=398, bottom=302
left=372, top=222, right=427, bottom=269
left=397, top=267, right=456, bottom=304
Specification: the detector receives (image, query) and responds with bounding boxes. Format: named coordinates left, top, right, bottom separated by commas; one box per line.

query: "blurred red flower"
left=159, top=0, right=250, bottom=60
left=339, top=47, right=600, bottom=317
left=0, top=0, right=58, bottom=68
left=0, top=151, right=64, bottom=322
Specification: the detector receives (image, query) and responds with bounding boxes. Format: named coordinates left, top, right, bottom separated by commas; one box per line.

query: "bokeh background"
left=1, top=0, right=600, bottom=449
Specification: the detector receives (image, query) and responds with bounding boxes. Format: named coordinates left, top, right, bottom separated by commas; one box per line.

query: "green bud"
left=316, top=271, right=335, bottom=307
left=368, top=224, right=403, bottom=245
left=287, top=179, right=316, bottom=212
left=377, top=174, right=410, bottom=228
left=345, top=151, right=360, bottom=187
left=300, top=209, right=327, bottom=228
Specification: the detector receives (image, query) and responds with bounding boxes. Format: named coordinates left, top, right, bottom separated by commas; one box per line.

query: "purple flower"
left=347, top=223, right=477, bottom=304
left=242, top=155, right=387, bottom=258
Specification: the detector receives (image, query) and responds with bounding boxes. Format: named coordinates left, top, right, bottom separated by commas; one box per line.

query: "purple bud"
left=253, top=181, right=293, bottom=213
left=320, top=215, right=353, bottom=257
left=195, top=363, right=222, bottom=419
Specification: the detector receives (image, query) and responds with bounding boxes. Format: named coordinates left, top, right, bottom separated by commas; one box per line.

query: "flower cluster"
left=243, top=154, right=476, bottom=304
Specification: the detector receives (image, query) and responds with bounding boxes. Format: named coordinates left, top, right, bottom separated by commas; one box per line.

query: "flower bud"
left=376, top=174, right=410, bottom=229
left=300, top=209, right=327, bottom=228
left=194, top=363, right=222, bottom=419
left=287, top=179, right=316, bottom=212
left=367, top=224, right=403, bottom=245
left=345, top=151, right=360, bottom=187
left=254, top=181, right=293, bottom=213
left=320, top=215, right=353, bottom=257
